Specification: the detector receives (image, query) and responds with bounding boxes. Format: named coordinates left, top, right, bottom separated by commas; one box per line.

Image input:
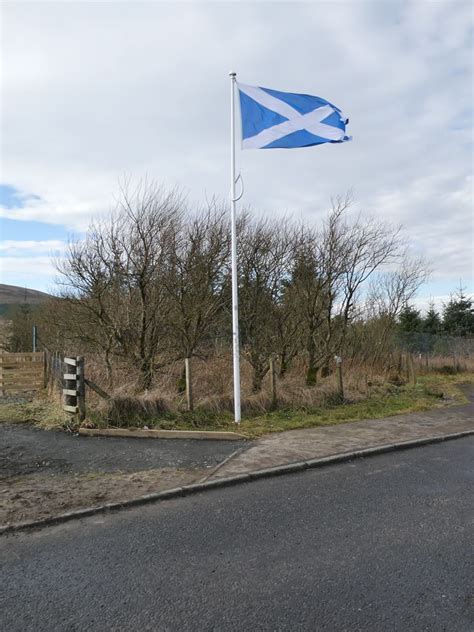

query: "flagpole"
left=229, top=71, right=241, bottom=423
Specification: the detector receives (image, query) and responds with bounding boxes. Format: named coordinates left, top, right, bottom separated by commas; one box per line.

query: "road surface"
left=1, top=437, right=473, bottom=631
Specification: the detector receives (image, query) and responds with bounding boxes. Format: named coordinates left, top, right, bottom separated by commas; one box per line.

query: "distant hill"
left=0, top=284, right=53, bottom=305
left=0, top=284, right=53, bottom=317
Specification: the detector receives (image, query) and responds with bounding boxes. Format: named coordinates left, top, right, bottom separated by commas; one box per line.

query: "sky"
left=0, top=0, right=473, bottom=311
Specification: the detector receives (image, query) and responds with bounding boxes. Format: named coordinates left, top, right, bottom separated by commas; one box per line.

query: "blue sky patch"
left=0, top=184, right=41, bottom=209
left=1, top=217, right=72, bottom=242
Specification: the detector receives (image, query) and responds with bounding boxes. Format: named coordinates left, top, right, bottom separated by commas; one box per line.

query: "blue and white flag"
left=237, top=83, right=350, bottom=150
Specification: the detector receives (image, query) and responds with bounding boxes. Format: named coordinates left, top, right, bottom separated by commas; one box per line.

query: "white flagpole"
left=229, top=71, right=241, bottom=423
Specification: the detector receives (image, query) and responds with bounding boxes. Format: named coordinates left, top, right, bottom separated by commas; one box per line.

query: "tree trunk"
left=177, top=364, right=186, bottom=394
left=252, top=362, right=267, bottom=393
left=104, top=350, right=113, bottom=386
left=139, top=358, right=153, bottom=391
left=269, top=357, right=277, bottom=410
left=306, top=336, right=317, bottom=386
left=320, top=364, right=331, bottom=378
left=279, top=350, right=289, bottom=379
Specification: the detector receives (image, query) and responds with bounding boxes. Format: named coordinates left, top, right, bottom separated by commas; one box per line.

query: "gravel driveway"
left=1, top=422, right=249, bottom=526
left=0, top=423, right=248, bottom=478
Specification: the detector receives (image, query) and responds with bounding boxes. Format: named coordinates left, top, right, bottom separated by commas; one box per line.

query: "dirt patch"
left=1, top=468, right=205, bottom=526
left=1, top=445, right=70, bottom=478
left=0, top=420, right=248, bottom=528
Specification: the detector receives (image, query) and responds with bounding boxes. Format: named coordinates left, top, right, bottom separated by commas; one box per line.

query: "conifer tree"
left=422, top=300, right=442, bottom=335
left=442, top=286, right=474, bottom=336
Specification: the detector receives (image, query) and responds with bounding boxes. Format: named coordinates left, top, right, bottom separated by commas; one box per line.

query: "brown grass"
left=32, top=349, right=473, bottom=430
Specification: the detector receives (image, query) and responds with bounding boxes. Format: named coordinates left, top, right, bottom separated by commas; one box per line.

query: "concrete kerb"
left=1, top=429, right=473, bottom=536
left=78, top=428, right=247, bottom=441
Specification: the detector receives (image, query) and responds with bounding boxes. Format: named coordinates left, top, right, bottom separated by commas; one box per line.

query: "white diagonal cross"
left=238, top=83, right=345, bottom=149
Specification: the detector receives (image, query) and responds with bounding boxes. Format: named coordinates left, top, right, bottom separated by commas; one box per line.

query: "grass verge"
left=1, top=373, right=471, bottom=438
left=0, top=397, right=72, bottom=430
left=239, top=376, right=471, bottom=438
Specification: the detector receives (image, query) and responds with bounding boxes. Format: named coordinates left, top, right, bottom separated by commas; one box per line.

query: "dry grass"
left=81, top=367, right=473, bottom=437
left=3, top=349, right=472, bottom=436
left=0, top=395, right=68, bottom=429
left=99, top=394, right=170, bottom=428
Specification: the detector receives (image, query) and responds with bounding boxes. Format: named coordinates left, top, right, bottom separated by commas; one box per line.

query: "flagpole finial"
left=229, top=71, right=237, bottom=78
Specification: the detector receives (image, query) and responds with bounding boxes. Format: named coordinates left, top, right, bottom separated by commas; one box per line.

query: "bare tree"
left=237, top=214, right=294, bottom=392
left=362, top=255, right=430, bottom=369
left=289, top=194, right=406, bottom=384
left=322, top=198, right=403, bottom=367
left=164, top=202, right=230, bottom=364
left=50, top=182, right=432, bottom=406
left=274, top=282, right=303, bottom=378
left=287, top=226, right=329, bottom=385
left=56, top=180, right=184, bottom=391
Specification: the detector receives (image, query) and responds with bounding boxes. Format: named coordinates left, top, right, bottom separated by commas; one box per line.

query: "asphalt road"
left=0, top=422, right=248, bottom=477
left=1, top=437, right=473, bottom=632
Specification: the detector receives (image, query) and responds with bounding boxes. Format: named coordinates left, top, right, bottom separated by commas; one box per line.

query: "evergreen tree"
left=398, top=304, right=422, bottom=333
left=422, top=300, right=442, bottom=334
left=6, top=303, right=35, bottom=352
left=442, top=286, right=474, bottom=336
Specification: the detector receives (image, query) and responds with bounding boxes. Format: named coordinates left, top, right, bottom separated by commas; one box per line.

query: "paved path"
left=209, top=384, right=474, bottom=479
left=1, top=438, right=472, bottom=631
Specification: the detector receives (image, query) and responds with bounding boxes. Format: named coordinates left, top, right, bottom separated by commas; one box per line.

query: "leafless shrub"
left=45, top=181, right=444, bottom=416
left=104, top=394, right=170, bottom=427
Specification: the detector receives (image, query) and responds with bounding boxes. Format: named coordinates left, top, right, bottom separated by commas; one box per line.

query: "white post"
left=32, top=325, right=37, bottom=353
left=229, top=71, right=241, bottom=423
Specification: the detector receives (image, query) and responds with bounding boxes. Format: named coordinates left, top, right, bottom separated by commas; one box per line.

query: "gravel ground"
left=0, top=422, right=248, bottom=477
left=0, top=421, right=248, bottom=526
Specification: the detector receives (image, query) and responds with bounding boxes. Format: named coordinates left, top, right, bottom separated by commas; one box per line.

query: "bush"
left=105, top=395, right=170, bottom=427
left=436, top=365, right=457, bottom=375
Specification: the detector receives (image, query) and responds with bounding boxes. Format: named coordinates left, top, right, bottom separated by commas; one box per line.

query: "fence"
left=63, top=356, right=86, bottom=421
left=0, top=352, right=45, bottom=396
left=395, top=332, right=474, bottom=372
left=43, top=351, right=64, bottom=398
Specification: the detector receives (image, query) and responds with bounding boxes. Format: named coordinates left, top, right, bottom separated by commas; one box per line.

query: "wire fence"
left=395, top=332, right=474, bottom=372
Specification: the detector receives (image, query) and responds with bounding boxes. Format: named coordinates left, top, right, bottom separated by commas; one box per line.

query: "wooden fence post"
left=335, top=355, right=344, bottom=401
left=50, top=352, right=60, bottom=399
left=185, top=357, right=193, bottom=412
left=407, top=353, right=417, bottom=385
left=365, top=374, right=372, bottom=397
left=43, top=352, right=48, bottom=389
left=269, top=356, right=277, bottom=410
left=63, top=357, right=78, bottom=415
left=76, top=356, right=86, bottom=422
left=397, top=352, right=403, bottom=376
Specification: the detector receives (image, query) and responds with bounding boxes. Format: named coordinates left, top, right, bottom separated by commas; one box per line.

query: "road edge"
left=78, top=428, right=247, bottom=441
left=2, top=429, right=473, bottom=536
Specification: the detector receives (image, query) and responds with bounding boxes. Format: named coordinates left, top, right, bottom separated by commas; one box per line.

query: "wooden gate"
left=0, top=352, right=45, bottom=396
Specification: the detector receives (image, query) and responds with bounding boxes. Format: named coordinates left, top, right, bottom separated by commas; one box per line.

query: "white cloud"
left=0, top=241, right=66, bottom=292
left=0, top=240, right=66, bottom=254
left=411, top=295, right=453, bottom=315
left=0, top=255, right=59, bottom=291
left=1, top=0, right=472, bottom=293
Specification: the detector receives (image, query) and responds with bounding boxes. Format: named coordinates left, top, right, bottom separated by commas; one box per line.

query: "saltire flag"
left=237, top=83, right=351, bottom=150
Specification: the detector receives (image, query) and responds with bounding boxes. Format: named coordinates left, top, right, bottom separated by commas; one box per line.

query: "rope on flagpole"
left=232, top=173, right=244, bottom=202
